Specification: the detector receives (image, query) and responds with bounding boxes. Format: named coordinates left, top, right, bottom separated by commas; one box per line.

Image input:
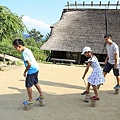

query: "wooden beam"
left=65, top=2, right=120, bottom=7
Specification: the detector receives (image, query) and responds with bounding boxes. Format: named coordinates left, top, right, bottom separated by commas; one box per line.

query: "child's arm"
left=82, top=62, right=91, bottom=79
left=23, top=60, right=31, bottom=77
left=114, top=53, right=119, bottom=69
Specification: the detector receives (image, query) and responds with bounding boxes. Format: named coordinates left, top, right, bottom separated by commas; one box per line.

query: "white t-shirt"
left=106, top=42, right=119, bottom=64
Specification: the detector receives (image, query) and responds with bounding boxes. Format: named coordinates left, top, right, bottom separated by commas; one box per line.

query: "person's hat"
left=81, top=47, right=92, bottom=54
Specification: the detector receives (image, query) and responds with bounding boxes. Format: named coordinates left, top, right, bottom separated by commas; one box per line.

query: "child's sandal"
left=81, top=91, right=89, bottom=95
left=40, top=95, right=45, bottom=99
left=90, top=96, right=100, bottom=100
left=23, top=100, right=34, bottom=105
left=36, top=95, right=45, bottom=101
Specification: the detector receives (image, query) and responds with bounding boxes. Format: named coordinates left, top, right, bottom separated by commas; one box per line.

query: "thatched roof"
left=41, top=9, right=120, bottom=54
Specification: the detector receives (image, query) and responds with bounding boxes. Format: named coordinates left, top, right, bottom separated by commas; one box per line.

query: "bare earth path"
left=0, top=63, right=120, bottom=120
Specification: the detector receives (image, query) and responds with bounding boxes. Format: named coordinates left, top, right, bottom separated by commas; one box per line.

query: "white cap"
left=81, top=47, right=92, bottom=54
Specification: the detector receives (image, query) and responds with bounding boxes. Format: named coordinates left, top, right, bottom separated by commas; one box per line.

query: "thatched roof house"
left=41, top=2, right=120, bottom=64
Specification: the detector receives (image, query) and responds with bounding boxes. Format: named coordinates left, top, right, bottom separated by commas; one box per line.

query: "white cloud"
left=22, top=16, right=50, bottom=35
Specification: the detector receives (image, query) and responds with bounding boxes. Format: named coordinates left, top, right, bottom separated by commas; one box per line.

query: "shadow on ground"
left=0, top=79, right=120, bottom=120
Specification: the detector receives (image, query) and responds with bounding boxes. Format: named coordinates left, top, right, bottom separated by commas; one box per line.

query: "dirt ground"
left=0, top=63, right=120, bottom=120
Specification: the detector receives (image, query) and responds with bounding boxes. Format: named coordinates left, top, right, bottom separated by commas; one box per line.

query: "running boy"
left=81, top=47, right=105, bottom=100
left=13, top=39, right=45, bottom=104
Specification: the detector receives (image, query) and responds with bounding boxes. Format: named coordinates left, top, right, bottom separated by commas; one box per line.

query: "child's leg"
left=81, top=82, right=91, bottom=95
left=34, top=83, right=44, bottom=96
left=27, top=87, right=33, bottom=101
left=116, top=76, right=120, bottom=86
left=86, top=82, right=90, bottom=92
left=92, top=85, right=98, bottom=97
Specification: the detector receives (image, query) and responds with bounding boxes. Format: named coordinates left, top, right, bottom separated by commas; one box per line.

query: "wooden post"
left=83, top=1, right=85, bottom=6
left=99, top=1, right=101, bottom=6
left=85, top=94, right=90, bottom=102
left=108, top=1, right=110, bottom=9
left=78, top=52, right=81, bottom=64
left=24, top=105, right=29, bottom=111
left=91, top=99, right=96, bottom=107
left=53, top=60, right=56, bottom=64
left=75, top=1, right=77, bottom=9
left=67, top=2, right=69, bottom=9
left=91, top=1, right=93, bottom=6
left=116, top=1, right=119, bottom=9
left=115, top=89, right=119, bottom=94
left=39, top=99, right=45, bottom=106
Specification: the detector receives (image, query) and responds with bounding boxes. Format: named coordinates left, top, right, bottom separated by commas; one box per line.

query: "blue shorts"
left=25, top=71, right=39, bottom=87
left=103, top=62, right=119, bottom=76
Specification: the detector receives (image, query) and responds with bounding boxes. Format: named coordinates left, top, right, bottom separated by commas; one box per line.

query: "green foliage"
left=25, top=38, right=37, bottom=47
left=0, top=41, right=12, bottom=54
left=0, top=41, right=50, bottom=62
left=27, top=46, right=48, bottom=62
left=0, top=41, right=21, bottom=58
left=45, top=33, right=50, bottom=41
left=16, top=61, right=23, bottom=66
left=0, top=6, right=27, bottom=42
left=10, top=49, right=22, bottom=59
left=0, top=6, right=50, bottom=62
left=22, top=29, right=51, bottom=62
left=36, top=41, right=44, bottom=48
left=28, top=29, right=44, bottom=42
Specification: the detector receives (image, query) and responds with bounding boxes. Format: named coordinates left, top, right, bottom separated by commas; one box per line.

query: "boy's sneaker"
left=23, top=100, right=34, bottom=105
left=114, top=85, right=120, bottom=89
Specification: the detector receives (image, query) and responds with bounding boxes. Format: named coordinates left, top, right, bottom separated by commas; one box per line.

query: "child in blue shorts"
left=13, top=39, right=45, bottom=104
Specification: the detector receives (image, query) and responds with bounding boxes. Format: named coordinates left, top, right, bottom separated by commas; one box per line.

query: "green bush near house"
left=0, top=42, right=50, bottom=62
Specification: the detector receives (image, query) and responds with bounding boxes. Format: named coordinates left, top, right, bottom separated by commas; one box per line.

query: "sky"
left=1, top=0, right=119, bottom=36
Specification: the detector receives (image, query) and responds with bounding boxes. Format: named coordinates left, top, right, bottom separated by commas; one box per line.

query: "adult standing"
left=103, top=34, right=120, bottom=89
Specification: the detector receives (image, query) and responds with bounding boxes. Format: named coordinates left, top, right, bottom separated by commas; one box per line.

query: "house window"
left=66, top=52, right=78, bottom=60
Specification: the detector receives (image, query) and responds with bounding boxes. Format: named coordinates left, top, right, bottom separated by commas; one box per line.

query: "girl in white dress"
left=81, top=47, right=105, bottom=100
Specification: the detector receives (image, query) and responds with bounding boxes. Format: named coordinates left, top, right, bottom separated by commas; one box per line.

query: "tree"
left=25, top=38, right=37, bottom=47
left=0, top=6, right=26, bottom=42
left=28, top=29, right=44, bottom=42
left=45, top=33, right=50, bottom=41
